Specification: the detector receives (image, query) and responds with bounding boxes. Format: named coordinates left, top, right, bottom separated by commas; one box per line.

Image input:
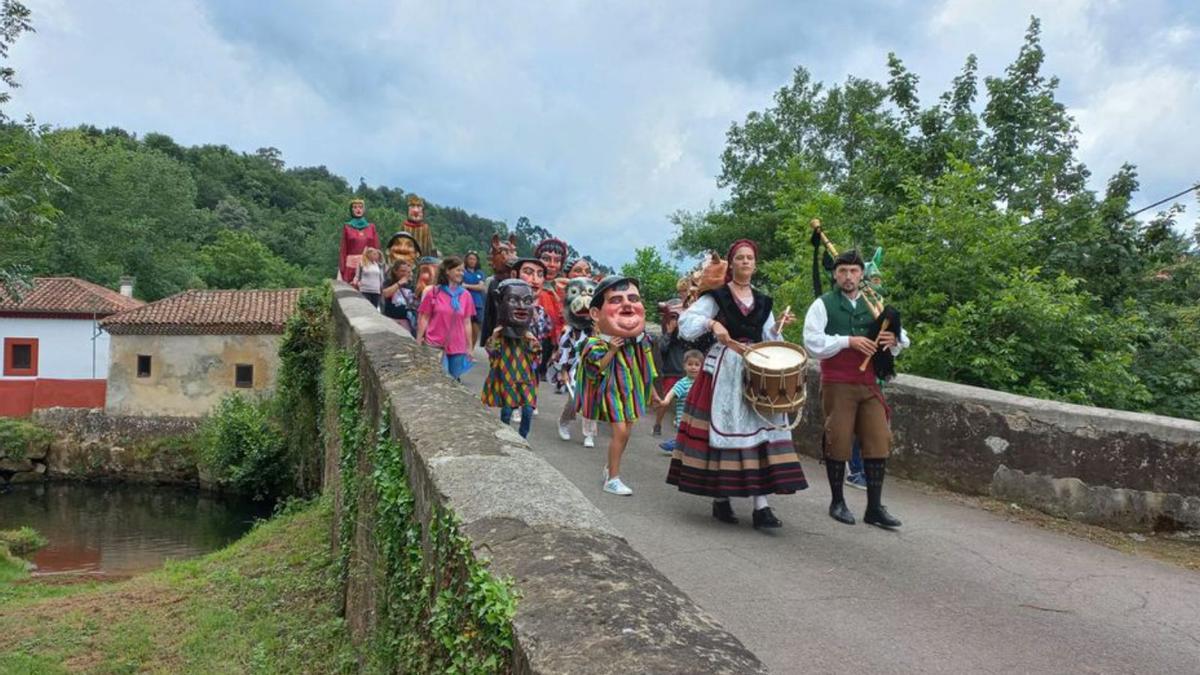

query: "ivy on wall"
left=329, top=348, right=517, bottom=673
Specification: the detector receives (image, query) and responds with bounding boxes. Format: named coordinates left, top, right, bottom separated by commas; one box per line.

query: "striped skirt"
left=666, top=369, right=808, bottom=497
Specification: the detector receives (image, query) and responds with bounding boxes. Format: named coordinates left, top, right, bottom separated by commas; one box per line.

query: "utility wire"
left=1126, top=182, right=1200, bottom=220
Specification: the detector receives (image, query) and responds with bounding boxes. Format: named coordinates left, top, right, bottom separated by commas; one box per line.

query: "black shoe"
left=752, top=506, right=782, bottom=529
left=828, top=500, right=856, bottom=525
left=864, top=506, right=902, bottom=529
left=712, top=500, right=739, bottom=524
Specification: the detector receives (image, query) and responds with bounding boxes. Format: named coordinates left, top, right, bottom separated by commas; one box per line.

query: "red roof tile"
left=100, top=288, right=306, bottom=335
left=0, top=277, right=144, bottom=316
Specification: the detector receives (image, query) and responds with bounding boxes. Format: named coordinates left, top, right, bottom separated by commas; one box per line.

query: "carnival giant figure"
left=577, top=276, right=658, bottom=496
left=403, top=194, right=436, bottom=259
left=482, top=279, right=541, bottom=438
left=554, top=275, right=599, bottom=447
left=338, top=199, right=381, bottom=283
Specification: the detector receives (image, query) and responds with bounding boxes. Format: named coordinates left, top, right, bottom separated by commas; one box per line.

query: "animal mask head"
left=562, top=276, right=598, bottom=331
left=489, top=234, right=519, bottom=275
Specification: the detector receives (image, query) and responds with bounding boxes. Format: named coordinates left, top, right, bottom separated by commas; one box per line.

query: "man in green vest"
left=802, top=249, right=907, bottom=529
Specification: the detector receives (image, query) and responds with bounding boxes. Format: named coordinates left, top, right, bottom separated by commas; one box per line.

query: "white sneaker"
left=583, top=435, right=595, bottom=448
left=603, top=477, right=633, bottom=496
left=557, top=422, right=571, bottom=441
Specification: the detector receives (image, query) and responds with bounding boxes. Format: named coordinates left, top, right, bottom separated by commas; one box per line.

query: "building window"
left=137, top=354, right=152, bottom=378
left=3, top=338, right=38, bottom=376
left=235, top=364, right=254, bottom=388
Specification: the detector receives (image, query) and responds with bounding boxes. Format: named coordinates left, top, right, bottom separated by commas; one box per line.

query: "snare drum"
left=742, top=341, right=809, bottom=416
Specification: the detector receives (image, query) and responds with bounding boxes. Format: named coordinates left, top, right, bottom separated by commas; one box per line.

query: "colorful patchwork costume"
left=575, top=334, right=657, bottom=423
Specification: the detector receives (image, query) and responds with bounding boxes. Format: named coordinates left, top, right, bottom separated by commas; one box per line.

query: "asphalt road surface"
left=461, top=362, right=1200, bottom=674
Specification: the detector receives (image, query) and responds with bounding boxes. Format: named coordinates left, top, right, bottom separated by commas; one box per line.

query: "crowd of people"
left=338, top=198, right=909, bottom=532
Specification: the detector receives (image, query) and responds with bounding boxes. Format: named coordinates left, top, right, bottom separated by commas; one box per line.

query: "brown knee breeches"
left=820, top=382, right=890, bottom=461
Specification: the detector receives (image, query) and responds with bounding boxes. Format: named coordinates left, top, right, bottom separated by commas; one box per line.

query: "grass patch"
left=1, top=526, right=49, bottom=557
left=0, top=498, right=356, bottom=674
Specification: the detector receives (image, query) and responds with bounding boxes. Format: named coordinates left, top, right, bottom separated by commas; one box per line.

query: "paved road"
left=461, top=363, right=1200, bottom=674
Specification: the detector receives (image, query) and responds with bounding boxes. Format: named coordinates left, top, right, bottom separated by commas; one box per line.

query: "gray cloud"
left=11, top=0, right=1198, bottom=268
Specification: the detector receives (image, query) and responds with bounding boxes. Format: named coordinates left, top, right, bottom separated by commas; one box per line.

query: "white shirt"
left=802, top=292, right=909, bottom=360
left=678, top=294, right=781, bottom=344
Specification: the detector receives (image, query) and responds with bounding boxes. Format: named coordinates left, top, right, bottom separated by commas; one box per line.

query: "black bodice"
left=707, top=285, right=774, bottom=343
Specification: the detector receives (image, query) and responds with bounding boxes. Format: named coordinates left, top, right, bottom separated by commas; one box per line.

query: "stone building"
left=1, top=277, right=143, bottom=417
left=99, top=288, right=304, bottom=417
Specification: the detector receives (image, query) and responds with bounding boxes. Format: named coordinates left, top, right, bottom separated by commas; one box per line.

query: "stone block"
left=0, top=458, right=34, bottom=473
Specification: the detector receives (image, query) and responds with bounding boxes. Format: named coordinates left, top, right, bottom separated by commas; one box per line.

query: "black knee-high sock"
left=864, top=458, right=887, bottom=511
left=826, top=460, right=846, bottom=506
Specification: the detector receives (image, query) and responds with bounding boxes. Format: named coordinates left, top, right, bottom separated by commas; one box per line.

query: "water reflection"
left=0, top=483, right=274, bottom=576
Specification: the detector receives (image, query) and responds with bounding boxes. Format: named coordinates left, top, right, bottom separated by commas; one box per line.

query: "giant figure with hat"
left=338, top=199, right=381, bottom=283
left=576, top=275, right=658, bottom=497
left=403, top=194, right=436, bottom=259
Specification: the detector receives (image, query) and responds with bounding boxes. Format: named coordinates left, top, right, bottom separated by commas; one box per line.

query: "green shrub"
left=198, top=394, right=288, bottom=500
left=0, top=526, right=48, bottom=558
left=0, top=419, right=52, bottom=459
left=274, top=282, right=332, bottom=497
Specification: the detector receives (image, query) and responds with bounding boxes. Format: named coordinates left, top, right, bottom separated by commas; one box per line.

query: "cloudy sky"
left=11, top=0, right=1199, bottom=266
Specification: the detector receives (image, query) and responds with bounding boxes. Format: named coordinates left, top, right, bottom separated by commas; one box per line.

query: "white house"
left=0, top=277, right=143, bottom=416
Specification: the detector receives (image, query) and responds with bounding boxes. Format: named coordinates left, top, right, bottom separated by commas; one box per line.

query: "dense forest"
left=0, top=122, right=604, bottom=302
left=626, top=18, right=1199, bottom=421
left=0, top=0, right=597, bottom=301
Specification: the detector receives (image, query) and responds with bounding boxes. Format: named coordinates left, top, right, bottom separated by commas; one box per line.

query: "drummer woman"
left=666, top=239, right=808, bottom=529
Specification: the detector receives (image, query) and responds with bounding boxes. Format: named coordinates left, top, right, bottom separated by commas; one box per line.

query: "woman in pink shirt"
left=416, top=256, right=476, bottom=381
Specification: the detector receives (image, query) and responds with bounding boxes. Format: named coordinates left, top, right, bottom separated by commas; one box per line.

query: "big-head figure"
left=589, top=276, right=645, bottom=339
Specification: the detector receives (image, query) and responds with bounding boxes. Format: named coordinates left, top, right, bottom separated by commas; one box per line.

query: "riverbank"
left=0, top=498, right=355, bottom=673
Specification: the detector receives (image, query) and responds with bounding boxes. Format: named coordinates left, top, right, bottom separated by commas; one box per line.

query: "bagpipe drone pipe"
left=809, top=219, right=901, bottom=382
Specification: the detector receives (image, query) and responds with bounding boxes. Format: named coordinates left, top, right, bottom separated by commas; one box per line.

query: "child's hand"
left=491, top=326, right=503, bottom=339
left=608, top=336, right=625, bottom=349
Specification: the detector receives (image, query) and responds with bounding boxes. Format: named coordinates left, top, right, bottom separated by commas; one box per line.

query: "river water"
left=0, top=483, right=274, bottom=576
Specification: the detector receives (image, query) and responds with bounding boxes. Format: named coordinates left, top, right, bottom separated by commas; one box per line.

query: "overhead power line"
left=1127, top=182, right=1200, bottom=220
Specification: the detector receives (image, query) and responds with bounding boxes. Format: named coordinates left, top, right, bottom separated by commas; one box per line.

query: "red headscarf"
left=725, top=238, right=759, bottom=283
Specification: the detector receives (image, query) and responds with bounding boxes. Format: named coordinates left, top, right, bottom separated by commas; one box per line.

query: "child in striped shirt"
left=655, top=350, right=703, bottom=455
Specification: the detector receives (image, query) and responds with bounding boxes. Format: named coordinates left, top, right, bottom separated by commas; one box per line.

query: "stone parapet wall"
left=328, top=282, right=765, bottom=673
left=792, top=369, right=1200, bottom=531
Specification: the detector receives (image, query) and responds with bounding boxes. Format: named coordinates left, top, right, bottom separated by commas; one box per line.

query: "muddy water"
left=0, top=483, right=273, bottom=576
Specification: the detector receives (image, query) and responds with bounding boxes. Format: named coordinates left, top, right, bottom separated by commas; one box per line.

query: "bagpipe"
left=809, top=219, right=901, bottom=381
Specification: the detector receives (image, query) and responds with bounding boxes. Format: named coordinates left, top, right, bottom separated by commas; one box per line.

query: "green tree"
left=671, top=16, right=1199, bottom=420
left=620, top=247, right=680, bottom=323
left=197, top=230, right=302, bottom=289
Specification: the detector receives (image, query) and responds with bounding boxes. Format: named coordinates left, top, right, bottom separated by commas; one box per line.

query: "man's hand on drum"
left=849, top=336, right=877, bottom=356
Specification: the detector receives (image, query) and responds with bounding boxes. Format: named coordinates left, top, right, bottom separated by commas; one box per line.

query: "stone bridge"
left=328, top=282, right=1200, bottom=673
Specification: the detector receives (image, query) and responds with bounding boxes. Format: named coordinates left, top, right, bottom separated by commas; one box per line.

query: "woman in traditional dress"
left=666, top=239, right=808, bottom=529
